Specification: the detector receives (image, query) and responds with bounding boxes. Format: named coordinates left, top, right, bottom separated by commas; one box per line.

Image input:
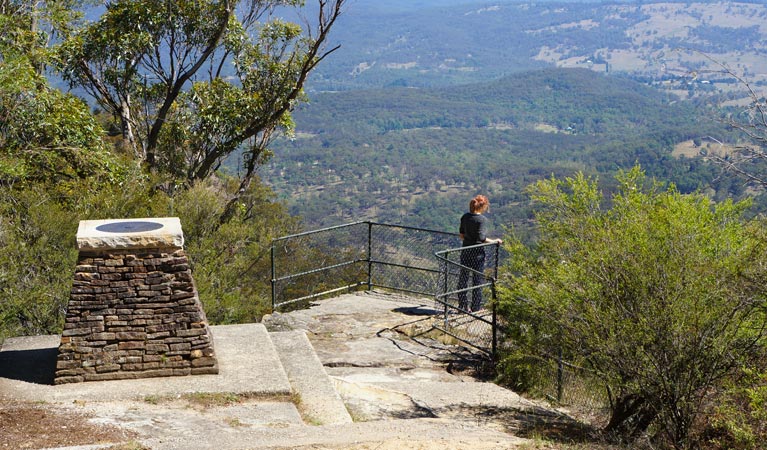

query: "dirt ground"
left=0, top=399, right=141, bottom=449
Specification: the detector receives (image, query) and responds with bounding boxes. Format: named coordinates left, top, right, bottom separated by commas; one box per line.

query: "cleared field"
left=672, top=138, right=736, bottom=159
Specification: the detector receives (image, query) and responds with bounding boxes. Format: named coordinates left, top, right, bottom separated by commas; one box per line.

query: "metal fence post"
left=367, top=222, right=373, bottom=291
left=442, top=256, right=449, bottom=328
left=492, top=303, right=498, bottom=362
left=270, top=243, right=276, bottom=310
left=491, top=242, right=500, bottom=361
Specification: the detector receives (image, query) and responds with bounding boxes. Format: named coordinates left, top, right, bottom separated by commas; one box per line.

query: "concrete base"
left=1, top=324, right=291, bottom=402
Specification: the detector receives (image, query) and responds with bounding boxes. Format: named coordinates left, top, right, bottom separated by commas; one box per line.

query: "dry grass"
left=672, top=139, right=736, bottom=159
left=141, top=391, right=298, bottom=409
left=0, top=400, right=136, bottom=449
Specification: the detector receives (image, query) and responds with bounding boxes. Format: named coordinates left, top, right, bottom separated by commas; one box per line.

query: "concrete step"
left=1, top=324, right=354, bottom=426
left=269, top=330, right=354, bottom=425
left=0, top=323, right=294, bottom=402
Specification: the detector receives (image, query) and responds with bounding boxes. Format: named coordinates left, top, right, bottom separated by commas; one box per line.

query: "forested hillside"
left=263, top=68, right=730, bottom=232
left=0, top=0, right=345, bottom=341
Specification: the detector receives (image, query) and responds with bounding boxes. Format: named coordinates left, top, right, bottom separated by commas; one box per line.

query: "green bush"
left=498, top=166, right=767, bottom=448
left=171, top=178, right=300, bottom=324
left=704, top=367, right=767, bottom=449
left=0, top=188, right=79, bottom=341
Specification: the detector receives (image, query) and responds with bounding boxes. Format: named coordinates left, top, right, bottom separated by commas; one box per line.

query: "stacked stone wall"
left=55, top=247, right=218, bottom=384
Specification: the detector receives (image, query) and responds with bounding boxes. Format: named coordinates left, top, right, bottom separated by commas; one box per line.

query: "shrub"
left=498, top=167, right=767, bottom=448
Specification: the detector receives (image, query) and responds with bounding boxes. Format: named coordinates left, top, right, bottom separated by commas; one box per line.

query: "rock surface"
left=1, top=291, right=582, bottom=449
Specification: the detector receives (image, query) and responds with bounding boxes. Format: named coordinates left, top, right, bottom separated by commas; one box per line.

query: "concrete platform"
left=0, top=293, right=564, bottom=449
left=0, top=323, right=292, bottom=402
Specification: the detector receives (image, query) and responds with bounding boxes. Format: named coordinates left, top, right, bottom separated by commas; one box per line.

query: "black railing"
left=434, top=242, right=501, bottom=356
left=271, top=222, right=608, bottom=409
left=270, top=221, right=501, bottom=355
left=271, top=221, right=457, bottom=308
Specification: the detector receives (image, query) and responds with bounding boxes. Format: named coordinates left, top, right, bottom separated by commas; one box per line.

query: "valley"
left=263, top=68, right=731, bottom=233
left=256, top=0, right=767, bottom=233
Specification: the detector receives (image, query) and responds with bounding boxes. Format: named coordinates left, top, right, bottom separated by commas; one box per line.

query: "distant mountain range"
left=311, top=0, right=767, bottom=99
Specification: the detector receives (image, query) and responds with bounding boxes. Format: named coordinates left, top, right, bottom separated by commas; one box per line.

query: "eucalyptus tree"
left=57, top=0, right=345, bottom=192
left=0, top=1, right=129, bottom=341
left=1, top=0, right=118, bottom=189
left=0, top=1, right=84, bottom=74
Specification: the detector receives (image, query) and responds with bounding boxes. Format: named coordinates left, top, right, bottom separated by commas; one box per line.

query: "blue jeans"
left=457, top=247, right=485, bottom=312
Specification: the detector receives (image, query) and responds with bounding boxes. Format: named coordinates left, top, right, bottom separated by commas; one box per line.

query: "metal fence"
left=534, top=355, right=608, bottom=410
left=433, top=242, right=502, bottom=356
left=270, top=221, right=607, bottom=412
left=270, top=221, right=459, bottom=310
left=270, top=221, right=501, bottom=355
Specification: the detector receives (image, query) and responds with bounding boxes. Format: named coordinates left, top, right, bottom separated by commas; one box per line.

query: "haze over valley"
left=259, top=0, right=764, bottom=232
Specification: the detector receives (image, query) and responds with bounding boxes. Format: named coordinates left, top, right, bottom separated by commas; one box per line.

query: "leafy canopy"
left=0, top=1, right=317, bottom=342
left=499, top=166, right=767, bottom=447
left=56, top=0, right=344, bottom=189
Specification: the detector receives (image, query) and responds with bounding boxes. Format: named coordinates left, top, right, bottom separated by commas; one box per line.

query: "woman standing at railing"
left=458, top=195, right=503, bottom=312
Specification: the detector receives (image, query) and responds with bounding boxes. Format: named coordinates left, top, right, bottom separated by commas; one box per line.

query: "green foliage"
left=264, top=68, right=727, bottom=232
left=0, top=1, right=313, bottom=344
left=170, top=178, right=300, bottom=324
left=0, top=163, right=158, bottom=344
left=0, top=169, right=299, bottom=341
left=706, top=367, right=767, bottom=449
left=0, top=2, right=133, bottom=343
left=0, top=188, right=79, bottom=340
left=498, top=166, right=767, bottom=448
left=0, top=1, right=85, bottom=72
left=56, top=0, right=345, bottom=183
left=0, top=50, right=120, bottom=194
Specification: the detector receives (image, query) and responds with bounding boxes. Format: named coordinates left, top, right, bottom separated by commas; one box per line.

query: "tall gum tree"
left=56, top=0, right=345, bottom=194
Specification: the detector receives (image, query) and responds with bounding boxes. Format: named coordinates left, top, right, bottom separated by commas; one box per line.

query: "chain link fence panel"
left=369, top=223, right=458, bottom=299
left=271, top=222, right=459, bottom=310
left=271, top=222, right=370, bottom=310
left=433, top=243, right=502, bottom=354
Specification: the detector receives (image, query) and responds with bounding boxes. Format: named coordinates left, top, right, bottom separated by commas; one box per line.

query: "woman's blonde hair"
left=469, top=195, right=489, bottom=213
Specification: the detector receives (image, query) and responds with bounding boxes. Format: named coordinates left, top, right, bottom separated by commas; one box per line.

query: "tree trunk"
left=604, top=393, right=657, bottom=442
left=144, top=3, right=234, bottom=171
left=118, top=97, right=140, bottom=159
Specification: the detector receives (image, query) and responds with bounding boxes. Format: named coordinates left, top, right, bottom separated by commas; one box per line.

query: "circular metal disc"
left=95, top=221, right=164, bottom=234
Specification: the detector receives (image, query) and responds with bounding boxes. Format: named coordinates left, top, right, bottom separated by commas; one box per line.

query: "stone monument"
left=55, top=217, right=218, bottom=384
